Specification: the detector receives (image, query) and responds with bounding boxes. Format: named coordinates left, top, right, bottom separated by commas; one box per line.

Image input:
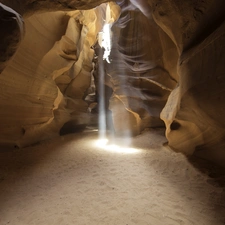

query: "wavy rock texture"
left=0, top=3, right=120, bottom=148
left=105, top=7, right=178, bottom=137
left=151, top=0, right=225, bottom=163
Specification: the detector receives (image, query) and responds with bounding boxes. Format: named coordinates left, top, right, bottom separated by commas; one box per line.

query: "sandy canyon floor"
left=0, top=128, right=225, bottom=225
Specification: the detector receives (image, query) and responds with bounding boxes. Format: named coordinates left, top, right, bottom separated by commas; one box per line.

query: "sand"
left=0, top=128, right=225, bottom=225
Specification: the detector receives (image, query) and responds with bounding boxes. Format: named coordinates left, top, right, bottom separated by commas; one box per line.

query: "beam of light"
left=98, top=46, right=106, bottom=141
left=95, top=138, right=141, bottom=154
left=97, top=3, right=113, bottom=143
left=98, top=4, right=113, bottom=63
left=102, top=23, right=112, bottom=63
left=97, top=3, right=139, bottom=153
left=98, top=24, right=112, bottom=63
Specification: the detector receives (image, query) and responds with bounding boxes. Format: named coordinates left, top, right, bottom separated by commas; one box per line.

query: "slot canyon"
left=0, top=0, right=225, bottom=224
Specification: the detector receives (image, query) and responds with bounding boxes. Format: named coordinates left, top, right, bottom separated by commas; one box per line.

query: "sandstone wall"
left=0, top=3, right=120, bottom=147
left=149, top=0, right=225, bottom=165
left=106, top=8, right=178, bottom=137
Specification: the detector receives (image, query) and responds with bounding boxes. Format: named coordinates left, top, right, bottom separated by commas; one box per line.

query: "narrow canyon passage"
left=1, top=1, right=225, bottom=225
left=0, top=129, right=225, bottom=225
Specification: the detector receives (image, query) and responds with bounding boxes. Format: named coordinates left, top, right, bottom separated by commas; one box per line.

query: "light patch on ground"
left=0, top=129, right=225, bottom=225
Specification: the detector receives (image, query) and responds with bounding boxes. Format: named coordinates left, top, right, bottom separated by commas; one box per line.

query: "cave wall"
left=0, top=11, right=68, bottom=147
left=105, top=8, right=178, bottom=137
left=0, top=3, right=24, bottom=73
left=147, top=0, right=225, bottom=166
left=0, top=0, right=111, bottom=16
left=0, top=3, right=120, bottom=148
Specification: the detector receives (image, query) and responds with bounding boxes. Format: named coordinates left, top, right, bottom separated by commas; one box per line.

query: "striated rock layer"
left=105, top=7, right=177, bottom=137
left=0, top=3, right=120, bottom=147
left=151, top=0, right=225, bottom=165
